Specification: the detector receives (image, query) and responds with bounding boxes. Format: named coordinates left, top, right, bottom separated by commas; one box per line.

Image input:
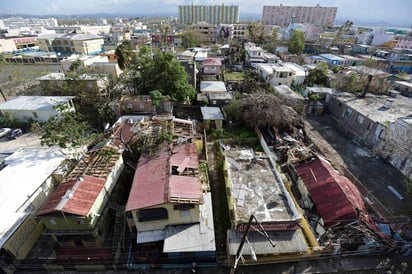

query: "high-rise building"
left=178, top=4, right=239, bottom=25
left=262, top=4, right=337, bottom=27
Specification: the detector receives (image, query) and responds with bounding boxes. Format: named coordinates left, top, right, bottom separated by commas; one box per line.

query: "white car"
left=0, top=128, right=12, bottom=138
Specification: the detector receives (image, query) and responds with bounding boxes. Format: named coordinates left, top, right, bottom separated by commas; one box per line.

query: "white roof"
left=0, top=147, right=66, bottom=248
left=164, top=193, right=215, bottom=252
left=201, top=107, right=225, bottom=120
left=0, top=96, right=74, bottom=111
left=200, top=81, right=227, bottom=93
left=282, top=62, right=306, bottom=77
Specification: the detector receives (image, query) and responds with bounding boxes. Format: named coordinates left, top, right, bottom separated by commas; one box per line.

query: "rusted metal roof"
left=295, top=157, right=365, bottom=227
left=36, top=175, right=106, bottom=217
left=170, top=143, right=199, bottom=172
left=169, top=175, right=203, bottom=204
left=126, top=143, right=203, bottom=211
left=125, top=146, right=170, bottom=211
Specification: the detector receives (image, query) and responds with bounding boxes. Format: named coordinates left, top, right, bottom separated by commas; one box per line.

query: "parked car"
left=7, top=128, right=23, bottom=140
left=0, top=128, right=12, bottom=138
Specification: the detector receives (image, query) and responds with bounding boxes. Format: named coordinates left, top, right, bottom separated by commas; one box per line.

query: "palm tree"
left=115, top=41, right=135, bottom=70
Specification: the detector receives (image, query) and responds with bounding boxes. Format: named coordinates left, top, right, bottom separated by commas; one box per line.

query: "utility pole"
left=0, top=86, right=7, bottom=102
left=230, top=215, right=276, bottom=274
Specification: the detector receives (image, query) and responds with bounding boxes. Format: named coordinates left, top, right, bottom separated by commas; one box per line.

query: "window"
left=180, top=210, right=190, bottom=217
left=138, top=208, right=168, bottom=222
left=356, top=115, right=364, bottom=124
left=49, top=219, right=57, bottom=225
left=343, top=108, right=352, bottom=118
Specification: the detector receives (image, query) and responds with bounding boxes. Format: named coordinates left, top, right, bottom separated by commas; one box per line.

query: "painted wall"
left=132, top=203, right=201, bottom=232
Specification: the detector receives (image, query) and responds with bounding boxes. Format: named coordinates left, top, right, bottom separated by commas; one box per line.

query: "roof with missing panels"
left=295, top=157, right=365, bottom=227
left=126, top=142, right=202, bottom=211
left=36, top=175, right=106, bottom=217
left=36, top=147, right=122, bottom=217
left=225, top=148, right=301, bottom=225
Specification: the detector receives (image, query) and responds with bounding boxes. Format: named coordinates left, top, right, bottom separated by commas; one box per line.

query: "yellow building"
left=0, top=148, right=66, bottom=273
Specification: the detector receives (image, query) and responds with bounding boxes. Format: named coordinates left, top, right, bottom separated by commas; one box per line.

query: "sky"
left=1, top=0, right=411, bottom=26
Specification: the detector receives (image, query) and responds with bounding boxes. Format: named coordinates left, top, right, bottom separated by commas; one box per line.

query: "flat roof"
left=319, top=53, right=346, bottom=61
left=336, top=94, right=412, bottom=124
left=0, top=147, right=65, bottom=248
left=163, top=193, right=215, bottom=252
left=225, top=148, right=300, bottom=224
left=200, top=81, right=227, bottom=93
left=201, top=106, right=225, bottom=120
left=0, top=96, right=74, bottom=111
left=227, top=228, right=308, bottom=255
left=274, top=85, right=305, bottom=100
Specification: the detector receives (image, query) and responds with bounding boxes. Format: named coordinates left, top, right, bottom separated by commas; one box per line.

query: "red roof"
left=125, top=146, right=170, bottom=211
left=108, top=122, right=134, bottom=150
left=169, top=175, right=203, bottom=203
left=170, top=143, right=199, bottom=172
left=36, top=175, right=106, bottom=217
left=295, top=157, right=365, bottom=227
left=203, top=58, right=222, bottom=66
left=126, top=143, right=203, bottom=212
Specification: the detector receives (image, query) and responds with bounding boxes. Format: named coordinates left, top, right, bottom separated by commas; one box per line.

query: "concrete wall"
left=133, top=203, right=201, bottom=232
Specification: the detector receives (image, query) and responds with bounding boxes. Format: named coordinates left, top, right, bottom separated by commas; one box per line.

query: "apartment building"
left=262, top=4, right=337, bottom=27
left=178, top=4, right=239, bottom=24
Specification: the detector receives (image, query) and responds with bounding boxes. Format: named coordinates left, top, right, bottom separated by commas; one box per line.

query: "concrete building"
left=0, top=38, right=17, bottom=53
left=0, top=147, right=66, bottom=273
left=0, top=96, right=75, bottom=123
left=37, top=33, right=104, bottom=56
left=396, top=36, right=412, bottom=49
left=178, top=4, right=239, bottom=24
left=256, top=63, right=295, bottom=87
left=319, top=53, right=346, bottom=66
left=273, top=85, right=305, bottom=114
left=326, top=92, right=412, bottom=180
left=125, top=142, right=215, bottom=266
left=262, top=4, right=337, bottom=27
left=224, top=141, right=320, bottom=266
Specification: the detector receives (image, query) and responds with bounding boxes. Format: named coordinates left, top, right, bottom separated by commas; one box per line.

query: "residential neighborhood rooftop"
left=0, top=147, right=65, bottom=248
left=163, top=193, right=215, bottom=253
left=336, top=93, right=412, bottom=124
left=0, top=96, right=74, bottom=111
left=225, top=148, right=301, bottom=224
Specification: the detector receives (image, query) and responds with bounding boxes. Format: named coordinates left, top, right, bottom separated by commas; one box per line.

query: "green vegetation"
left=304, top=62, right=329, bottom=87
left=33, top=111, right=101, bottom=149
left=129, top=46, right=196, bottom=104
left=288, top=30, right=305, bottom=55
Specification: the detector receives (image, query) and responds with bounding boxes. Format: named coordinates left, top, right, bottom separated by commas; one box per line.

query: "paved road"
left=304, top=115, right=412, bottom=221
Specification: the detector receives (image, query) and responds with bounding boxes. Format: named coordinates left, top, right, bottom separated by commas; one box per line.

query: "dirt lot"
left=0, top=63, right=61, bottom=102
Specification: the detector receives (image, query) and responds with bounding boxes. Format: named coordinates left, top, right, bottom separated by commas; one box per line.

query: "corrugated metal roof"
left=126, top=143, right=203, bottom=211
left=295, top=157, right=365, bottom=227
left=36, top=175, right=106, bottom=217
left=170, top=142, right=199, bottom=171
left=169, top=176, right=202, bottom=203
left=125, top=146, right=170, bottom=211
